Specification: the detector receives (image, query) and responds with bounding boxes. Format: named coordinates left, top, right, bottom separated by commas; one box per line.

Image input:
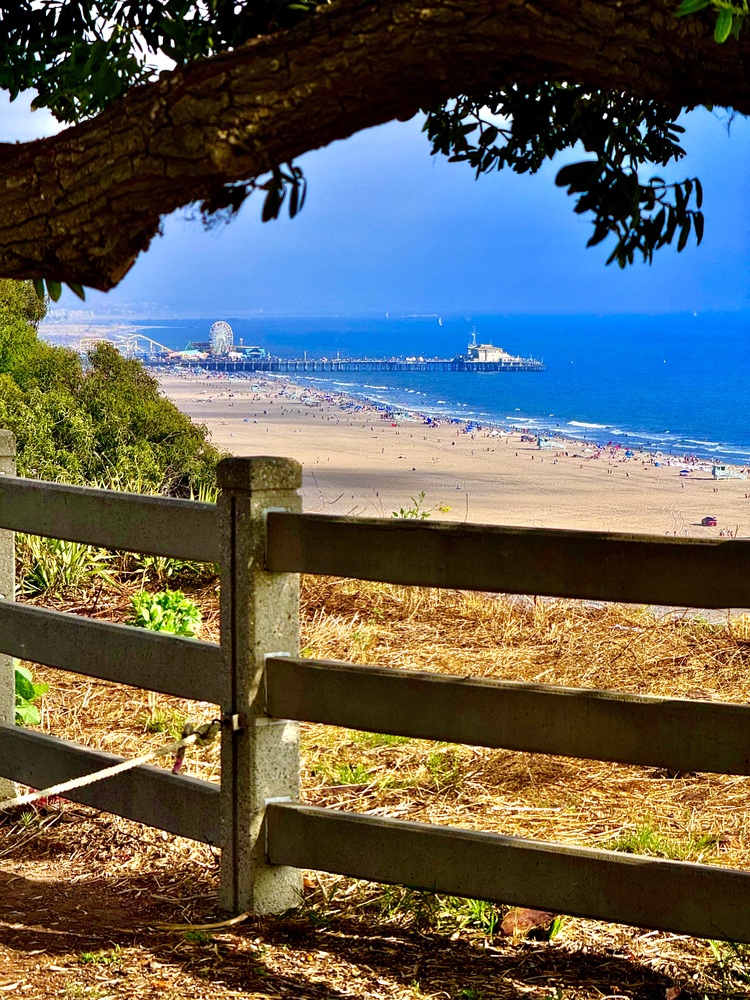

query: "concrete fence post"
left=217, top=456, right=303, bottom=914
left=0, top=431, right=16, bottom=800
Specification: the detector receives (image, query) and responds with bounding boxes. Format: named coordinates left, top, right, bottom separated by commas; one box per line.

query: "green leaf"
left=555, top=160, right=599, bottom=190
left=67, top=283, right=87, bottom=301
left=694, top=177, right=703, bottom=209
left=261, top=182, right=284, bottom=222
left=32, top=278, right=45, bottom=301
left=676, top=0, right=710, bottom=14
left=694, top=211, right=705, bottom=244
left=16, top=703, right=41, bottom=726
left=289, top=179, right=300, bottom=218
left=586, top=222, right=610, bottom=248
left=478, top=125, right=499, bottom=147
left=677, top=214, right=692, bottom=251
left=45, top=279, right=63, bottom=302
left=714, top=8, right=733, bottom=42
left=15, top=671, right=36, bottom=703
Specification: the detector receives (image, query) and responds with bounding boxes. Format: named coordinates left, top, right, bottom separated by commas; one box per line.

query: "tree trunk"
left=0, top=0, right=744, bottom=289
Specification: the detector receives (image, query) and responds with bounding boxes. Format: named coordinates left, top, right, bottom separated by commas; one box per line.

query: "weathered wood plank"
left=0, top=476, right=219, bottom=562
left=0, top=600, right=226, bottom=704
left=266, top=512, right=750, bottom=608
left=0, top=723, right=220, bottom=843
left=265, top=656, right=750, bottom=775
left=267, top=803, right=750, bottom=943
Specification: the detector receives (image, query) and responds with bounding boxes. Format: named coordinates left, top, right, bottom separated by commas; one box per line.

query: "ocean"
left=131, top=312, right=750, bottom=466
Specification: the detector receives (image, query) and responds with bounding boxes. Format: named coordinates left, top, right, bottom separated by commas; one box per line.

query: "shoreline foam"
left=254, top=369, right=750, bottom=468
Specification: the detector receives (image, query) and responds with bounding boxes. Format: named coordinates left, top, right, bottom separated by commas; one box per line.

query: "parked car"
left=701, top=515, right=718, bottom=527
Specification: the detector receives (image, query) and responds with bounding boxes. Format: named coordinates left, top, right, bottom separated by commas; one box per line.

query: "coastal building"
left=459, top=329, right=544, bottom=370
left=232, top=344, right=266, bottom=360
left=465, top=329, right=517, bottom=364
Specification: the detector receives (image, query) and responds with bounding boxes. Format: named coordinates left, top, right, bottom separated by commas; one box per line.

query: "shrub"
left=18, top=536, right=115, bottom=597
left=0, top=280, right=220, bottom=496
left=131, top=589, right=202, bottom=637
left=15, top=664, right=48, bottom=726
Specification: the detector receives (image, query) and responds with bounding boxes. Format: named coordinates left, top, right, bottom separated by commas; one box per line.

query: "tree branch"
left=0, top=0, right=745, bottom=289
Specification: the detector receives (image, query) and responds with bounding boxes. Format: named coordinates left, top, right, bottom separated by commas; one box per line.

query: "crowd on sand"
left=157, top=370, right=749, bottom=539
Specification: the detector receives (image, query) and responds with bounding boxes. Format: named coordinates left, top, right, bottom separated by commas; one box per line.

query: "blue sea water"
left=136, top=313, right=750, bottom=465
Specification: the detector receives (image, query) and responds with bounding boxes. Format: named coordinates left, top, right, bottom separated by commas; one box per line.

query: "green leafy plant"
left=18, top=535, right=115, bottom=597
left=15, top=664, right=49, bottom=726
left=0, top=285, right=220, bottom=497
left=182, top=929, right=215, bottom=944
left=351, top=731, right=411, bottom=748
left=374, top=886, right=507, bottom=938
left=606, top=823, right=719, bottom=861
left=131, top=589, right=202, bottom=637
left=138, top=708, right=186, bottom=739
left=708, top=939, right=750, bottom=985
left=328, top=762, right=374, bottom=785
left=462, top=898, right=502, bottom=935
left=135, top=554, right=213, bottom=587
left=78, top=946, right=122, bottom=967
left=392, top=491, right=451, bottom=520
left=425, top=748, right=463, bottom=790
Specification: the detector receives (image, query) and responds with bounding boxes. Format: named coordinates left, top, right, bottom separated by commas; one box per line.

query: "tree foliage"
left=0, top=280, right=220, bottom=491
left=423, top=86, right=704, bottom=268
left=0, top=0, right=321, bottom=122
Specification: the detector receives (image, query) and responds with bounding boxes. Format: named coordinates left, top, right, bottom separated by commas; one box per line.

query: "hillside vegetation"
left=0, top=280, right=219, bottom=493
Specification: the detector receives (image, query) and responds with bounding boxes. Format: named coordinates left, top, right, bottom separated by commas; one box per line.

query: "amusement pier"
left=81, top=323, right=545, bottom=374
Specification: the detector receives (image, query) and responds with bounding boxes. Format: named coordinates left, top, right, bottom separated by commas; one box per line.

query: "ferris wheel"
left=209, top=320, right=233, bottom=355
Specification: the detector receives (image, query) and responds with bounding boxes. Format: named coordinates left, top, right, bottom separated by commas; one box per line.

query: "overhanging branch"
left=0, top=0, right=745, bottom=289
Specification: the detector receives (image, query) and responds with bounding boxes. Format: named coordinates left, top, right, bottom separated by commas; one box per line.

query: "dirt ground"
left=2, top=579, right=750, bottom=999
left=0, top=811, right=717, bottom=1000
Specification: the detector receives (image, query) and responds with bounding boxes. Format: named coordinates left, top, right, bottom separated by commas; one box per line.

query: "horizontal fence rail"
left=266, top=656, right=750, bottom=776
left=267, top=803, right=750, bottom=944
left=0, top=723, right=221, bottom=843
left=0, top=476, right=220, bottom=562
left=0, top=600, right=226, bottom=704
left=266, top=512, right=750, bottom=608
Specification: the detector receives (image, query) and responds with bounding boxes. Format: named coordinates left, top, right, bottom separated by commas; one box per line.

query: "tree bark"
left=0, top=0, right=745, bottom=290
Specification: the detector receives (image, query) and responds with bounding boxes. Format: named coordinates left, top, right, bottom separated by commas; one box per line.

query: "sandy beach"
left=159, top=372, right=750, bottom=537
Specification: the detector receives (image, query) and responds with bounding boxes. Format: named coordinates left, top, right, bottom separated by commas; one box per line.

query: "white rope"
left=0, top=731, right=202, bottom=812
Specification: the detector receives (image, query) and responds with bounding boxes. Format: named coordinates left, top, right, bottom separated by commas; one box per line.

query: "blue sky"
left=2, top=92, right=749, bottom=316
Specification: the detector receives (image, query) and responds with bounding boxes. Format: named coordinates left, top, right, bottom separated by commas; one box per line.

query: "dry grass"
left=2, top=576, right=750, bottom=998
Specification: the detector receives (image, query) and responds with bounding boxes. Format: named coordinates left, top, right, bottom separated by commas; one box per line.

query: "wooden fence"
left=1, top=432, right=749, bottom=942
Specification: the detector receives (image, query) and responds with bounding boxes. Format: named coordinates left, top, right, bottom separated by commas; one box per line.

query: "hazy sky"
left=3, top=91, right=749, bottom=316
